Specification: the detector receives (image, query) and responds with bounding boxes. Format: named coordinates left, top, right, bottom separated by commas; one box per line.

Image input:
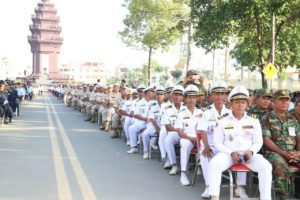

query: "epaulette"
left=165, top=104, right=172, bottom=109
left=247, top=112, right=257, bottom=119
left=180, top=108, right=186, bottom=112
left=225, top=104, right=230, bottom=109
left=201, top=105, right=211, bottom=112
left=150, top=102, right=157, bottom=107
left=218, top=113, right=229, bottom=120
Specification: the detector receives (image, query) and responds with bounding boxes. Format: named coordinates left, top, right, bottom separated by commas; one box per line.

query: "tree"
left=191, top=0, right=300, bottom=88
left=120, top=0, right=189, bottom=85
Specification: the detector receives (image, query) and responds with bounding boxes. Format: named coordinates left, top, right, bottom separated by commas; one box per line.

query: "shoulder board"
left=201, top=105, right=211, bottom=112
left=225, top=104, right=230, bottom=109
left=247, top=112, right=257, bottom=119
left=180, top=108, right=186, bottom=112
left=218, top=113, right=229, bottom=120
left=165, top=104, right=172, bottom=109
left=150, top=102, right=157, bottom=107
left=182, top=103, right=186, bottom=106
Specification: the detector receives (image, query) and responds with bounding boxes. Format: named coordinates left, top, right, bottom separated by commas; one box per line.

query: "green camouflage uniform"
left=261, top=110, right=300, bottom=199
left=247, top=104, right=268, bottom=121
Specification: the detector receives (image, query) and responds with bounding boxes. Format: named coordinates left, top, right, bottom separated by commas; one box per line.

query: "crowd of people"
left=0, top=80, right=42, bottom=125
left=51, top=70, right=300, bottom=200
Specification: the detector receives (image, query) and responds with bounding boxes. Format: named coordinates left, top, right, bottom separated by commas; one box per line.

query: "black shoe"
left=9, top=118, right=12, bottom=123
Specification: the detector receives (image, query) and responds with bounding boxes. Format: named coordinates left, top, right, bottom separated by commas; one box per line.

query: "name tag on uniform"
left=288, top=127, right=296, bottom=136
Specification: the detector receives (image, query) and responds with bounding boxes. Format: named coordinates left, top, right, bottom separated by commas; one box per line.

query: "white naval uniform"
left=174, top=107, right=207, bottom=172
left=208, top=112, right=272, bottom=199
left=141, top=101, right=163, bottom=153
left=121, top=98, right=135, bottom=141
left=128, top=98, right=152, bottom=148
left=162, top=103, right=185, bottom=164
left=199, top=104, right=246, bottom=186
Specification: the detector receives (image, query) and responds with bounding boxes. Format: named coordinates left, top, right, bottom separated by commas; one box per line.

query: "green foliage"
left=120, top=0, right=190, bottom=51
left=170, top=69, right=183, bottom=81
left=191, top=0, right=300, bottom=87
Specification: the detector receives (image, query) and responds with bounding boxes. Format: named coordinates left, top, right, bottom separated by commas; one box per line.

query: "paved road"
left=0, top=94, right=207, bottom=200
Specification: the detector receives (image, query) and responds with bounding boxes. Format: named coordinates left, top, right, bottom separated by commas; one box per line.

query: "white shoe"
left=235, top=186, right=248, bottom=198
left=163, top=160, right=172, bottom=169
left=169, top=165, right=178, bottom=175
left=126, top=140, right=130, bottom=146
left=143, top=152, right=149, bottom=159
left=126, top=148, right=138, bottom=154
left=150, top=144, right=158, bottom=150
left=180, top=172, right=190, bottom=186
left=211, top=196, right=219, bottom=200
left=201, top=186, right=210, bottom=198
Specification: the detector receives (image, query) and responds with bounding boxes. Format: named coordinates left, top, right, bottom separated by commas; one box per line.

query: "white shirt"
left=134, top=98, right=152, bottom=119
left=201, top=104, right=231, bottom=146
left=175, top=107, right=207, bottom=137
left=147, top=101, right=164, bottom=130
left=213, top=112, right=263, bottom=155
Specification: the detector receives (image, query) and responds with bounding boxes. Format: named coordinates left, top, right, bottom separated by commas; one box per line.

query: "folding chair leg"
left=192, top=160, right=199, bottom=186
left=229, top=170, right=234, bottom=200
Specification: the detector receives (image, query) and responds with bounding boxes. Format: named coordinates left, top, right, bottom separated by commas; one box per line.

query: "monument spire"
left=28, top=0, right=63, bottom=82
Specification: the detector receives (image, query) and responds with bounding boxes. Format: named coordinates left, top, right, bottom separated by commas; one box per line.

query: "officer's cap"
left=199, top=87, right=206, bottom=96
left=114, top=83, right=120, bottom=86
left=210, top=80, right=227, bottom=93
left=137, top=84, right=145, bottom=92
left=165, top=83, right=175, bottom=93
left=155, top=86, right=165, bottom=94
left=273, top=89, right=291, bottom=99
left=255, top=88, right=273, bottom=97
left=144, top=86, right=155, bottom=93
left=184, top=85, right=199, bottom=96
left=132, top=89, right=138, bottom=94
left=228, top=85, right=249, bottom=101
left=172, top=85, right=184, bottom=95
left=126, top=88, right=133, bottom=95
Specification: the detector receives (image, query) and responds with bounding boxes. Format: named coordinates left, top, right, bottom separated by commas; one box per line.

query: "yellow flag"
left=263, top=63, right=278, bottom=79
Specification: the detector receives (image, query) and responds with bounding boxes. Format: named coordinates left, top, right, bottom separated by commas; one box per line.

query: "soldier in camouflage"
left=262, top=89, right=300, bottom=200
left=248, top=88, right=273, bottom=120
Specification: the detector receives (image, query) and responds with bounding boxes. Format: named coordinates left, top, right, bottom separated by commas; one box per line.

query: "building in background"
left=59, top=61, right=109, bottom=84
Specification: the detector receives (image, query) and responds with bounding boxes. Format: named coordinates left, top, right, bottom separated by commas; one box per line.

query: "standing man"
left=208, top=85, right=272, bottom=200
left=262, top=90, right=300, bottom=200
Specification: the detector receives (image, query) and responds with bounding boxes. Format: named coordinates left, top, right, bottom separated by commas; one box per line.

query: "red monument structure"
left=28, top=0, right=64, bottom=82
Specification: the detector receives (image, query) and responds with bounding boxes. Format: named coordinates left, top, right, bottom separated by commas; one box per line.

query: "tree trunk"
left=254, top=8, right=267, bottom=88
left=147, top=47, right=153, bottom=86
left=186, top=21, right=192, bottom=73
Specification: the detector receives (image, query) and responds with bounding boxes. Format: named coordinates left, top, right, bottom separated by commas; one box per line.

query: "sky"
left=0, top=0, right=227, bottom=74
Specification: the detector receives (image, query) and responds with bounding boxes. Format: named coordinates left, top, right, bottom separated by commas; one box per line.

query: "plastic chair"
left=224, top=164, right=259, bottom=200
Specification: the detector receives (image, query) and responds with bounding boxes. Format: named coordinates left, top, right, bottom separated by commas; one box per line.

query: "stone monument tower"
left=28, top=0, right=63, bottom=81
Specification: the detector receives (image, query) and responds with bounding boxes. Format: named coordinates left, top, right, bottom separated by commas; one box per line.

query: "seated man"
left=262, top=90, right=300, bottom=200
left=208, top=85, right=272, bottom=200
left=174, top=85, right=207, bottom=186
left=200, top=81, right=248, bottom=198
left=141, top=86, right=165, bottom=159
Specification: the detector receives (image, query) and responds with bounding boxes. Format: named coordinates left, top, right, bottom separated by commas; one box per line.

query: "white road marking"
left=45, top=97, right=73, bottom=200
left=46, top=95, right=97, bottom=200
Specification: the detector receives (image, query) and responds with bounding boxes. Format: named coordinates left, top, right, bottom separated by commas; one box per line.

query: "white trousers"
left=200, top=147, right=247, bottom=186
left=180, top=139, right=194, bottom=172
left=165, top=132, right=180, bottom=165
left=158, top=126, right=167, bottom=159
left=141, top=126, right=157, bottom=153
left=208, top=152, right=272, bottom=200
left=129, top=121, right=146, bottom=148
left=123, top=117, right=133, bottom=140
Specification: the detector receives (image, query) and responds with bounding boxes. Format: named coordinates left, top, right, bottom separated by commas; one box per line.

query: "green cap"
left=255, top=88, right=273, bottom=97
left=273, top=89, right=291, bottom=99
